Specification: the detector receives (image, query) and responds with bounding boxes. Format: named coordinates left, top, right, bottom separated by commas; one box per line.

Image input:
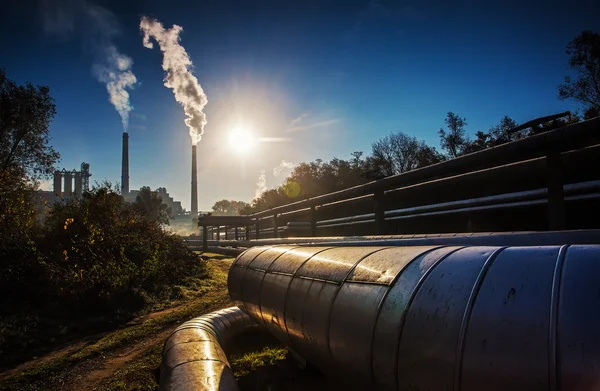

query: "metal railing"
left=196, top=117, right=600, bottom=251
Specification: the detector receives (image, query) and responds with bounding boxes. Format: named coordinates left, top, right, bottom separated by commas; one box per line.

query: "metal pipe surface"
left=185, top=230, right=600, bottom=249
left=229, top=244, right=600, bottom=391
left=159, top=306, right=258, bottom=391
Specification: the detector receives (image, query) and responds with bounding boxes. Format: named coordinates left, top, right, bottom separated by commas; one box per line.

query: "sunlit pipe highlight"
left=159, top=306, right=258, bottom=391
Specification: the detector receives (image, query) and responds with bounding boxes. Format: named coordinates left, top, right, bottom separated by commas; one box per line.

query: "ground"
left=0, top=253, right=345, bottom=391
left=0, top=254, right=233, bottom=391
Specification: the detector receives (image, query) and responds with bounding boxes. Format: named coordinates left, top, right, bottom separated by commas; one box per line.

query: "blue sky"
left=2, top=0, right=599, bottom=210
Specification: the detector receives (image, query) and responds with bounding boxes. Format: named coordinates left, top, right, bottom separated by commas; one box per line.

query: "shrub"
left=0, top=185, right=206, bottom=316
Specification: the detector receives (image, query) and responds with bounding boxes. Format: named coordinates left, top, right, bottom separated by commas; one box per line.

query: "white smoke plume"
left=39, top=0, right=137, bottom=130
left=93, top=46, right=136, bottom=130
left=273, top=160, right=295, bottom=177
left=255, top=170, right=267, bottom=199
left=140, top=17, right=208, bottom=145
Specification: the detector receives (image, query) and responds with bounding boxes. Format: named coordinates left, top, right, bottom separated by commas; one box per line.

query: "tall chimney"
left=121, top=132, right=129, bottom=195
left=191, top=144, right=198, bottom=222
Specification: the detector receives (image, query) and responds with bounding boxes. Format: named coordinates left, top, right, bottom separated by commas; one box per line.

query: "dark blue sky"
left=2, top=0, right=599, bottom=210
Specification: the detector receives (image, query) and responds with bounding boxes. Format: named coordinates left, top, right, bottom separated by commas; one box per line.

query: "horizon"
left=2, top=0, right=599, bottom=210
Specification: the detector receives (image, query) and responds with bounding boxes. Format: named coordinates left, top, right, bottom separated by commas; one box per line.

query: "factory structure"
left=51, top=162, right=92, bottom=196
left=36, top=132, right=191, bottom=221
left=119, top=132, right=187, bottom=218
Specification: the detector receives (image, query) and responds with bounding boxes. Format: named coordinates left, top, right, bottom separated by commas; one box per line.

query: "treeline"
left=233, top=30, right=599, bottom=215
left=0, top=69, right=205, bottom=317
left=235, top=112, right=576, bottom=215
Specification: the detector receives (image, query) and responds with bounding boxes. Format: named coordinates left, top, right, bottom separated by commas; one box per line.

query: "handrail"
left=247, top=117, right=599, bottom=218
left=195, top=118, right=600, bottom=251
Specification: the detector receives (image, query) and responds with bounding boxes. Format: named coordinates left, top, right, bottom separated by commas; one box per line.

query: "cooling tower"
left=122, top=132, right=129, bottom=195
left=191, top=145, right=198, bottom=222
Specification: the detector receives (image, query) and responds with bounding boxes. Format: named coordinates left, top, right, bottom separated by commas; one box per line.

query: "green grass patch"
left=97, top=344, right=162, bottom=391
left=230, top=346, right=288, bottom=378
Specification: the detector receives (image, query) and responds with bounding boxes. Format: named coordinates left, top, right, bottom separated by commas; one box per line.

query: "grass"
left=97, top=345, right=162, bottom=391
left=230, top=346, right=289, bottom=378
left=0, top=259, right=233, bottom=391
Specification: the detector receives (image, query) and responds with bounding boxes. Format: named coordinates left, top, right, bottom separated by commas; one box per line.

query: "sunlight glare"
left=228, top=126, right=257, bottom=154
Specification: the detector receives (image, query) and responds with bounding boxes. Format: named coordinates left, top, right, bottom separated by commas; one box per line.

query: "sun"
left=228, top=126, right=257, bottom=153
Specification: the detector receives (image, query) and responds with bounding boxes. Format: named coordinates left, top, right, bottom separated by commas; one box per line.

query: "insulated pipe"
left=229, top=244, right=600, bottom=390
left=185, top=229, right=600, bottom=249
left=160, top=306, right=258, bottom=391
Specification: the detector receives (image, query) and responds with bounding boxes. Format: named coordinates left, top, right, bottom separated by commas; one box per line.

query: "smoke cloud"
left=273, top=160, right=295, bottom=177
left=39, top=0, right=137, bottom=130
left=93, top=46, right=136, bottom=130
left=140, top=17, right=208, bottom=145
left=255, top=170, right=267, bottom=199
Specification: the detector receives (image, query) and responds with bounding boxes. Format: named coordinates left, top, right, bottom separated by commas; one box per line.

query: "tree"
left=584, top=106, right=599, bottom=120
left=211, top=199, right=250, bottom=216
left=463, top=116, right=522, bottom=153
left=133, top=186, right=171, bottom=225
left=487, top=116, right=520, bottom=145
left=558, top=31, right=600, bottom=111
left=439, top=112, right=468, bottom=158
left=369, top=131, right=444, bottom=177
left=414, top=144, right=445, bottom=167
left=0, top=68, right=60, bottom=179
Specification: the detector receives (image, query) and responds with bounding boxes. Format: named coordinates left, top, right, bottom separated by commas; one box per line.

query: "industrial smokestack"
left=191, top=145, right=198, bottom=222
left=122, top=132, right=129, bottom=195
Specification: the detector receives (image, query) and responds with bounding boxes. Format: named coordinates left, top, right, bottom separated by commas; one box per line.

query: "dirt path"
left=64, top=323, right=170, bottom=391
left=0, top=258, right=234, bottom=391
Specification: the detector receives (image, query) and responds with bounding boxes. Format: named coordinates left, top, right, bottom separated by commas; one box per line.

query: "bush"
left=0, top=185, right=207, bottom=316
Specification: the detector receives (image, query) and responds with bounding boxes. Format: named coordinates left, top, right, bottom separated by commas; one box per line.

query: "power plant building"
left=120, top=132, right=185, bottom=218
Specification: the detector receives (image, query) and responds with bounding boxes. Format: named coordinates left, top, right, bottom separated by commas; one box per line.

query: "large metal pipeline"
left=228, top=244, right=600, bottom=390
left=186, top=229, right=600, bottom=249
left=159, top=306, right=258, bottom=391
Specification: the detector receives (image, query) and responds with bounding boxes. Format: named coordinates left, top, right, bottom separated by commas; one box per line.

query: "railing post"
left=374, top=190, right=386, bottom=234
left=216, top=226, right=220, bottom=242
left=272, top=214, right=279, bottom=238
left=202, top=225, right=208, bottom=252
left=245, top=225, right=251, bottom=241
left=310, top=206, right=317, bottom=237
left=224, top=226, right=229, bottom=240
left=546, top=149, right=566, bottom=230
left=235, top=226, right=239, bottom=241
left=255, top=218, right=260, bottom=240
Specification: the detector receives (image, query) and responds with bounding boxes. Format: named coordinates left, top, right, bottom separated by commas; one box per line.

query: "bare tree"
left=370, top=131, right=444, bottom=177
